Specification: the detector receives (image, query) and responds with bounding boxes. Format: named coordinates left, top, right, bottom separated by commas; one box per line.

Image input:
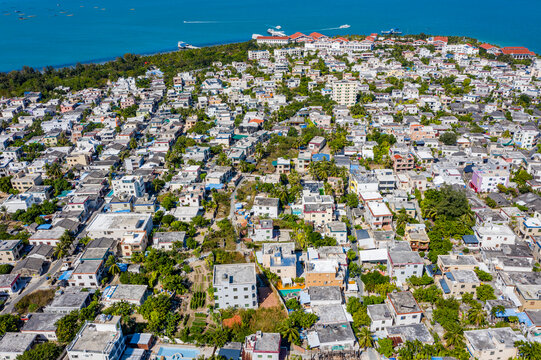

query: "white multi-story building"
left=0, top=333, right=38, bottom=360
left=473, top=223, right=516, bottom=248
left=326, top=221, right=348, bottom=245
left=247, top=50, right=270, bottom=60
left=470, top=161, right=510, bottom=193
left=513, top=128, right=539, bottom=149
left=85, top=213, right=153, bottom=241
left=252, top=197, right=280, bottom=219
left=68, top=260, right=105, bottom=288
left=112, top=175, right=145, bottom=197
left=365, top=201, right=393, bottom=230
left=67, top=315, right=125, bottom=360
left=213, top=263, right=258, bottom=309
left=253, top=220, right=274, bottom=242
left=388, top=245, right=424, bottom=285
left=386, top=291, right=423, bottom=326
left=367, top=303, right=394, bottom=336
left=464, top=328, right=523, bottom=360
left=332, top=80, right=358, bottom=107
left=243, top=332, right=281, bottom=360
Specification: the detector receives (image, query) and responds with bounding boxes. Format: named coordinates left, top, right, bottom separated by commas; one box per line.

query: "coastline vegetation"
left=0, top=41, right=258, bottom=98
left=0, top=33, right=534, bottom=100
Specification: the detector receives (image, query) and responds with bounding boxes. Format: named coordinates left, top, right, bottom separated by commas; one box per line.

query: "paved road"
left=1, top=259, right=62, bottom=314
left=228, top=175, right=248, bottom=222
left=346, top=205, right=365, bottom=299
left=228, top=174, right=251, bottom=253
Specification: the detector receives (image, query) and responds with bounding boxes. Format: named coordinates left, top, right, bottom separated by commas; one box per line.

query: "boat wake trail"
left=184, top=20, right=257, bottom=24
left=320, top=27, right=342, bottom=30
left=184, top=20, right=220, bottom=24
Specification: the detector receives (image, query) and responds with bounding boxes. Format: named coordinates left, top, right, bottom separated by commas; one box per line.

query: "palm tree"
left=288, top=169, right=300, bottom=187
left=293, top=227, right=307, bottom=250
left=53, top=243, right=68, bottom=259
left=109, top=263, right=121, bottom=276
left=467, top=306, right=487, bottom=326
left=324, top=183, right=333, bottom=196
left=309, top=162, right=328, bottom=181
left=357, top=327, right=373, bottom=348
left=395, top=208, right=411, bottom=231
left=255, top=143, right=265, bottom=163
left=277, top=319, right=299, bottom=344
left=239, top=160, right=251, bottom=173
left=515, top=340, right=541, bottom=360
left=105, top=255, right=116, bottom=268
left=491, top=305, right=506, bottom=319
left=293, top=137, right=303, bottom=150
left=45, top=162, right=63, bottom=180
left=0, top=206, right=7, bottom=221
left=444, top=323, right=465, bottom=349
left=57, top=131, right=70, bottom=146
left=423, top=206, right=438, bottom=220
left=460, top=211, right=475, bottom=225
left=273, top=185, right=289, bottom=206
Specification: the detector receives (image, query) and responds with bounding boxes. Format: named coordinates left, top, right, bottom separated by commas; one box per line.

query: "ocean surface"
left=0, top=0, right=540, bottom=72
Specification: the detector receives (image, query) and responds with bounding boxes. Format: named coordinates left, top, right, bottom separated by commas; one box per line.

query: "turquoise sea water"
left=0, top=0, right=540, bottom=72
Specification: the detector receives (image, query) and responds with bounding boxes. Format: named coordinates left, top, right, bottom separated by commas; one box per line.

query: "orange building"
left=304, top=259, right=345, bottom=287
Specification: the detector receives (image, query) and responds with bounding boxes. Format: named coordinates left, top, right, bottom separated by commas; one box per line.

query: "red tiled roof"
left=501, top=47, right=534, bottom=55
left=256, top=36, right=289, bottom=40
left=334, top=37, right=349, bottom=42
left=310, top=32, right=327, bottom=39
left=249, top=118, right=264, bottom=124
left=480, top=43, right=496, bottom=50
left=433, top=36, right=448, bottom=43
left=289, top=32, right=307, bottom=40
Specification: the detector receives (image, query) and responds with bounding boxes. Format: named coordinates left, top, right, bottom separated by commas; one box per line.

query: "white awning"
left=307, top=331, right=320, bottom=348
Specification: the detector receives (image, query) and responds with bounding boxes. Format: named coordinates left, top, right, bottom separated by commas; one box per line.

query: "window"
left=400, top=316, right=406, bottom=320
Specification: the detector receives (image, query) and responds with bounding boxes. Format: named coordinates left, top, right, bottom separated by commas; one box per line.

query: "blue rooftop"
left=426, top=264, right=442, bottom=277
left=355, top=229, right=370, bottom=240
left=312, top=154, right=330, bottom=162
left=58, top=270, right=73, bottom=281
left=206, top=184, right=224, bottom=190
left=463, top=235, right=479, bottom=244
left=439, top=279, right=451, bottom=294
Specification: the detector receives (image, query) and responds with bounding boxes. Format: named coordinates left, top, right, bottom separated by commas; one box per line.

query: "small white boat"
left=267, top=28, right=286, bottom=36
left=339, top=24, right=350, bottom=29
left=178, top=41, right=198, bottom=50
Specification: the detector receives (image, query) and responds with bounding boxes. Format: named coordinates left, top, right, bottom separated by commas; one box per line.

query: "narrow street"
left=1, top=259, right=62, bottom=314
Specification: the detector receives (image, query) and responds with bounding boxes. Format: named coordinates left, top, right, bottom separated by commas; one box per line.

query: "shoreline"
left=5, top=38, right=248, bottom=73
left=3, top=33, right=538, bottom=74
